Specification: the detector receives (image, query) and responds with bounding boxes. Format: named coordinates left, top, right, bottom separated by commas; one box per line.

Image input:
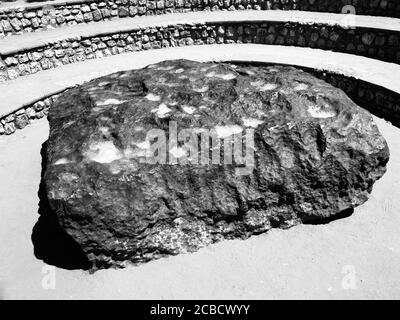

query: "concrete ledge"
left=1, top=44, right=399, bottom=135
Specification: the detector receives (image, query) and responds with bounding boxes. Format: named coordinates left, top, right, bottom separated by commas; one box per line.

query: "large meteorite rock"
left=43, top=60, right=389, bottom=269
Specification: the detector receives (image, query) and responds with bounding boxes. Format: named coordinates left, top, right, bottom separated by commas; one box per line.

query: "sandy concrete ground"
left=0, top=115, right=400, bottom=300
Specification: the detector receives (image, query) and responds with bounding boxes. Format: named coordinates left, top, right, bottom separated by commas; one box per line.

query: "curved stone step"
left=2, top=10, right=400, bottom=54
left=1, top=0, right=399, bottom=37
left=1, top=10, right=400, bottom=82
left=1, top=44, right=399, bottom=135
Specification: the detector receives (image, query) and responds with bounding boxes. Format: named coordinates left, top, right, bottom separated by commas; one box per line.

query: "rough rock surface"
left=43, top=60, right=389, bottom=270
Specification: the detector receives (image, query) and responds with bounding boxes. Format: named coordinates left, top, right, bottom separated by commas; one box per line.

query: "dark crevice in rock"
left=31, top=141, right=92, bottom=270
left=300, top=208, right=354, bottom=225
left=315, top=125, right=327, bottom=157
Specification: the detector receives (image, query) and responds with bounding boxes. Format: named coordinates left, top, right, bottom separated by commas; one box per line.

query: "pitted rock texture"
left=44, top=60, right=389, bottom=270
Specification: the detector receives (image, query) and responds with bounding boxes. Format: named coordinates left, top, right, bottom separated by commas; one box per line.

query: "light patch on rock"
left=109, top=166, right=122, bottom=175
left=86, top=141, right=122, bottom=163
left=206, top=71, right=216, bottom=78
left=97, top=98, right=127, bottom=106
left=244, top=70, right=255, bottom=75
left=214, top=125, right=243, bottom=138
left=99, top=127, right=110, bottom=135
left=157, top=66, right=174, bottom=71
left=294, top=83, right=309, bottom=91
left=262, top=84, right=279, bottom=91
left=97, top=82, right=108, bottom=86
left=134, top=126, right=144, bottom=132
left=268, top=125, right=280, bottom=131
left=182, top=106, right=196, bottom=114
left=169, top=146, right=187, bottom=158
left=92, top=107, right=105, bottom=113
left=63, top=120, right=74, bottom=128
left=135, top=140, right=151, bottom=149
left=300, top=202, right=313, bottom=212
left=217, top=73, right=237, bottom=80
left=242, top=117, right=264, bottom=128
left=54, top=158, right=72, bottom=165
left=175, top=68, right=185, bottom=74
left=207, top=72, right=237, bottom=80
left=307, top=105, right=337, bottom=118
left=60, top=172, right=79, bottom=182
left=193, top=86, right=209, bottom=93
left=251, top=81, right=278, bottom=91
left=146, top=93, right=161, bottom=101
left=151, top=103, right=172, bottom=118
left=200, top=65, right=218, bottom=72
left=194, top=127, right=208, bottom=134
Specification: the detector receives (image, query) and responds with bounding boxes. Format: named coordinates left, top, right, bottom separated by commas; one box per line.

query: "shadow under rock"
left=30, top=141, right=355, bottom=270
left=31, top=141, right=92, bottom=270
left=300, top=208, right=354, bottom=225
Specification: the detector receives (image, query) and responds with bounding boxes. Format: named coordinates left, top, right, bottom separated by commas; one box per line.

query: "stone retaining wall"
left=0, top=94, right=55, bottom=135
left=1, top=21, right=399, bottom=82
left=1, top=63, right=399, bottom=136
left=314, top=70, right=400, bottom=125
left=0, top=0, right=399, bottom=37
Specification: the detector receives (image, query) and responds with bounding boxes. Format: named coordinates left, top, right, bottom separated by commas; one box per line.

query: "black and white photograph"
left=0, top=0, right=399, bottom=306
